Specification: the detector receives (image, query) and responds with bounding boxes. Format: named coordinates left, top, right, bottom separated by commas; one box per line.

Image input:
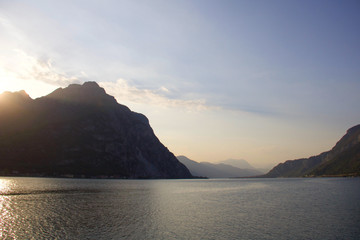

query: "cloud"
left=0, top=49, right=210, bottom=111
left=100, top=79, right=212, bottom=111
left=1, top=49, right=81, bottom=87
left=0, top=49, right=280, bottom=116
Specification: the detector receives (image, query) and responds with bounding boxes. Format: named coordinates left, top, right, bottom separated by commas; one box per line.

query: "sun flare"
left=0, top=71, right=19, bottom=94
left=0, top=68, right=58, bottom=98
left=0, top=179, right=12, bottom=194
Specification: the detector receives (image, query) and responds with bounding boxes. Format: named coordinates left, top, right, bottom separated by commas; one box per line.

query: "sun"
left=0, top=49, right=63, bottom=98
left=0, top=68, right=58, bottom=98
left=0, top=68, right=25, bottom=94
left=0, top=75, right=16, bottom=94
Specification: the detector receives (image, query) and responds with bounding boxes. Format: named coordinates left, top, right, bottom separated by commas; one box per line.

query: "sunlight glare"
left=0, top=67, right=57, bottom=98
left=0, top=178, right=12, bottom=194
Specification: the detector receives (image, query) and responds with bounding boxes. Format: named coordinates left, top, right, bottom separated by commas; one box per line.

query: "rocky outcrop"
left=0, top=82, right=192, bottom=179
left=263, top=124, right=360, bottom=177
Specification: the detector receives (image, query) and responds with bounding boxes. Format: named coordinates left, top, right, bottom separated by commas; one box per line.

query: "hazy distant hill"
left=177, top=156, right=263, bottom=178
left=219, top=159, right=256, bottom=169
left=0, top=82, right=192, bottom=179
left=264, top=124, right=360, bottom=177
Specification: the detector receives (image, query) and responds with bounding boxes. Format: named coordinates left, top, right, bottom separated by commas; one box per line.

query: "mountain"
left=219, top=159, right=256, bottom=170
left=263, top=124, right=360, bottom=177
left=177, top=156, right=263, bottom=178
left=0, top=82, right=192, bottom=179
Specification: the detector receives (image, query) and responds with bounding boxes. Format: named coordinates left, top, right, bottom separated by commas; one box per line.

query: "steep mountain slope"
left=264, top=124, right=360, bottom=177
left=177, top=156, right=262, bottom=178
left=0, top=82, right=192, bottom=179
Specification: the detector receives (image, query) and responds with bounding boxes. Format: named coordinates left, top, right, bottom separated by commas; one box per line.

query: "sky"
left=0, top=0, right=359, bottom=169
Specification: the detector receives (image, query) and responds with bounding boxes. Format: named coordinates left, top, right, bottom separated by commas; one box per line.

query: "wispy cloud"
left=0, top=16, right=76, bottom=86
left=100, top=79, right=212, bottom=111
left=0, top=49, right=210, bottom=111
left=99, top=79, right=285, bottom=117
left=1, top=49, right=81, bottom=87
left=0, top=49, right=281, bottom=116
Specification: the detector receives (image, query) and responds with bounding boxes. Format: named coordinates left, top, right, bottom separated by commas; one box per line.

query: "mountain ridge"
left=218, top=159, right=256, bottom=170
left=263, top=124, right=360, bottom=177
left=177, top=156, right=263, bottom=178
left=0, top=82, right=192, bottom=179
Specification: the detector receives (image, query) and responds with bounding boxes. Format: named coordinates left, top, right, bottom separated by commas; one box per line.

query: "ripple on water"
left=0, top=177, right=359, bottom=240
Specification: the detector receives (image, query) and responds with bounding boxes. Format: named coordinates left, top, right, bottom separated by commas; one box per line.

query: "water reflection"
left=0, top=178, right=17, bottom=239
left=0, top=178, right=162, bottom=239
left=0, top=177, right=359, bottom=239
left=0, top=178, right=13, bottom=193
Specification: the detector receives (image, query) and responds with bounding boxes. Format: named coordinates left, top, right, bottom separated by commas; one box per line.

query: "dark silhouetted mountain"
left=177, top=156, right=263, bottom=178
left=263, top=124, right=360, bottom=177
left=0, top=82, right=192, bottom=179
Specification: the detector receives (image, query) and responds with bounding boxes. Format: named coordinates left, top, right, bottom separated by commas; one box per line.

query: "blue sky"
left=0, top=0, right=359, bottom=168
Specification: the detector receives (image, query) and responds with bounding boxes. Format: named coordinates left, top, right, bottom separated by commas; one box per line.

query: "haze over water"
left=1, top=177, right=359, bottom=239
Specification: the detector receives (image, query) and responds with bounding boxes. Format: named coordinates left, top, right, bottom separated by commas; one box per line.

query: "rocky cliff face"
left=264, top=124, right=360, bottom=177
left=0, top=82, right=192, bottom=179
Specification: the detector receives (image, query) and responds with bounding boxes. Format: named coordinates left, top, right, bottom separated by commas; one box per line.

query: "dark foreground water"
left=0, top=177, right=359, bottom=240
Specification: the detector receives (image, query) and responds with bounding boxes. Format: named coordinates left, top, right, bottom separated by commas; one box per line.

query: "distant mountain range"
left=0, top=82, right=192, bottom=179
left=263, top=124, right=360, bottom=177
left=219, top=159, right=256, bottom=169
left=177, top=156, right=263, bottom=178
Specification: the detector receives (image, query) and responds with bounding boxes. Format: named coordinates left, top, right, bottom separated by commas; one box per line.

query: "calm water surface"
left=0, top=177, right=359, bottom=239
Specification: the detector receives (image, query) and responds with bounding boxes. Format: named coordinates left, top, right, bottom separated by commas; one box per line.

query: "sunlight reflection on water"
left=0, top=178, right=13, bottom=193
left=172, top=181, right=267, bottom=194
left=0, top=177, right=359, bottom=240
left=0, top=178, right=17, bottom=239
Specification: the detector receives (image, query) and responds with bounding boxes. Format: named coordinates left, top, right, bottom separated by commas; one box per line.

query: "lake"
left=0, top=177, right=359, bottom=239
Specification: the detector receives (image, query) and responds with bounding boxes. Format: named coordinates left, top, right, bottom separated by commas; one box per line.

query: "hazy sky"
left=1, top=0, right=359, bottom=168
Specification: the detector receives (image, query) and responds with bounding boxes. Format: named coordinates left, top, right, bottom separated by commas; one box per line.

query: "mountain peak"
left=0, top=90, right=33, bottom=111
left=0, top=82, right=192, bottom=179
left=177, top=156, right=263, bottom=178
left=46, top=81, right=117, bottom=106
left=264, top=124, right=360, bottom=177
left=0, top=90, right=32, bottom=101
left=219, top=159, right=255, bottom=169
left=346, top=124, right=360, bottom=134
left=83, top=81, right=100, bottom=88
left=69, top=81, right=104, bottom=94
